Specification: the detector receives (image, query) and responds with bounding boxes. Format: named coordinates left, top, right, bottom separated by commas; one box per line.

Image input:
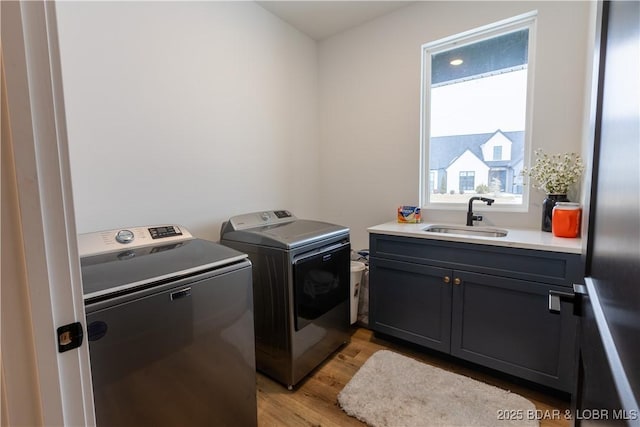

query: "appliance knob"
left=115, top=229, right=135, bottom=244
left=260, top=212, right=271, bottom=221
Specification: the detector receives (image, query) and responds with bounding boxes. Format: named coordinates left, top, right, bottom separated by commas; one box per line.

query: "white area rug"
left=338, top=350, right=539, bottom=427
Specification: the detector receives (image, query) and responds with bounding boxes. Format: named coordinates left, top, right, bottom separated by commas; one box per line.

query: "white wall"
left=57, top=1, right=594, bottom=250
left=318, top=1, right=593, bottom=249
left=56, top=1, right=319, bottom=241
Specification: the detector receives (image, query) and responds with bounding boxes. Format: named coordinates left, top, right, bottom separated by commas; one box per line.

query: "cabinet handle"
left=549, top=284, right=587, bottom=314
left=453, top=278, right=461, bottom=285
left=443, top=276, right=451, bottom=284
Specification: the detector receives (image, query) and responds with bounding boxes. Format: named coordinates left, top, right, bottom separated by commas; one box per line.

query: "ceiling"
left=256, top=1, right=415, bottom=41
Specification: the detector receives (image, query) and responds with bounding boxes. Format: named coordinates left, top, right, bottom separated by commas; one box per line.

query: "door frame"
left=1, top=1, right=95, bottom=425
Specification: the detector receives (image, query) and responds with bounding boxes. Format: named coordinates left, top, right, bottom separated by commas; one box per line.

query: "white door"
left=1, top=1, right=95, bottom=425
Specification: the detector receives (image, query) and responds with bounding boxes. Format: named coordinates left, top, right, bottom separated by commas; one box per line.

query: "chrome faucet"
left=467, top=197, right=495, bottom=226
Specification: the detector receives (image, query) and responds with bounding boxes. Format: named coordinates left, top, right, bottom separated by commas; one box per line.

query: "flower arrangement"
left=522, top=149, right=585, bottom=194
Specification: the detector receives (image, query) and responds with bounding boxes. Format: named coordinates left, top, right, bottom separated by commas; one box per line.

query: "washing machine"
left=79, top=225, right=256, bottom=426
left=220, top=210, right=350, bottom=389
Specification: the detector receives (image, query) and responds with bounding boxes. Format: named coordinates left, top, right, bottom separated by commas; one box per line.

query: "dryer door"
left=293, top=242, right=350, bottom=331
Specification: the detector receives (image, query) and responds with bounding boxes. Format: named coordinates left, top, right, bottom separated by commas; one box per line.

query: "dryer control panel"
left=78, top=225, right=192, bottom=257
left=226, top=210, right=296, bottom=231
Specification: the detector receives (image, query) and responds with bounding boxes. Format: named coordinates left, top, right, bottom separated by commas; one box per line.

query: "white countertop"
left=368, top=221, right=582, bottom=254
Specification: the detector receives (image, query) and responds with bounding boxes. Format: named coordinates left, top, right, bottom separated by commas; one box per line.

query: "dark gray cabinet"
left=370, top=258, right=451, bottom=352
left=369, top=233, right=583, bottom=392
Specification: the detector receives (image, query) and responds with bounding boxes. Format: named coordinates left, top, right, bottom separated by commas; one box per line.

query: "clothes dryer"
left=220, top=211, right=350, bottom=389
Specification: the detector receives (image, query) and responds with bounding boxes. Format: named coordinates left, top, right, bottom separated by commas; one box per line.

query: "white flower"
left=521, top=149, right=585, bottom=194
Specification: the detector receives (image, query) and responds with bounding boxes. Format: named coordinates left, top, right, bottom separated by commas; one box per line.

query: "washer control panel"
left=78, top=225, right=192, bottom=257
left=148, top=225, right=183, bottom=239
left=227, top=210, right=296, bottom=230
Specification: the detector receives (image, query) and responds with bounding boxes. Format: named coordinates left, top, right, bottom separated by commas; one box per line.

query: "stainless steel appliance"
left=79, top=225, right=257, bottom=426
left=220, top=210, right=350, bottom=389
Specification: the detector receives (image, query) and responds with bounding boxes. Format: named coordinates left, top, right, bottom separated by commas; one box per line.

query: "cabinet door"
left=450, top=271, right=576, bottom=392
left=369, top=257, right=452, bottom=352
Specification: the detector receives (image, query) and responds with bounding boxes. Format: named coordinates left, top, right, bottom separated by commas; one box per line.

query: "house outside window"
left=419, top=12, right=536, bottom=209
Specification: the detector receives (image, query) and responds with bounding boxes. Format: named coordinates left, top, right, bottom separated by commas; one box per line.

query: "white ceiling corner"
left=256, top=1, right=415, bottom=41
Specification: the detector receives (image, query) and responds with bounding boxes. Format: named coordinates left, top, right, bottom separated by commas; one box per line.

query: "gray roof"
left=429, top=130, right=524, bottom=170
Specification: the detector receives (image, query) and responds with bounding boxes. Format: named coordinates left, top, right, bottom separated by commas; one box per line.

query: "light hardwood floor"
left=257, top=327, right=571, bottom=427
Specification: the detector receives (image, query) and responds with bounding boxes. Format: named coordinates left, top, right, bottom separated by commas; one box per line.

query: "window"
left=420, top=12, right=536, bottom=209
left=493, top=146, right=503, bottom=161
left=429, top=171, right=437, bottom=192
left=459, top=171, right=475, bottom=192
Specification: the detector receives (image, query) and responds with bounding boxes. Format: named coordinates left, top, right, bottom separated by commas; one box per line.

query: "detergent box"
left=397, top=206, right=421, bottom=223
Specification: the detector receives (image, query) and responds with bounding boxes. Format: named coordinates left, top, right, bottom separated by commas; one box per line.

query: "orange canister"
left=552, top=202, right=581, bottom=238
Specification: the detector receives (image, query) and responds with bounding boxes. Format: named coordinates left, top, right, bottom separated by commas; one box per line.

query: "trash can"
left=350, top=261, right=366, bottom=325
left=357, top=266, right=369, bottom=326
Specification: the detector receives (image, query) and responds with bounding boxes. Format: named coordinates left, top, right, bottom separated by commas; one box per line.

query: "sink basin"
left=423, top=224, right=508, bottom=238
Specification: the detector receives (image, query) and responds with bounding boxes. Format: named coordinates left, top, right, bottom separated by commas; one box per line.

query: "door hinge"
left=57, top=322, right=84, bottom=353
